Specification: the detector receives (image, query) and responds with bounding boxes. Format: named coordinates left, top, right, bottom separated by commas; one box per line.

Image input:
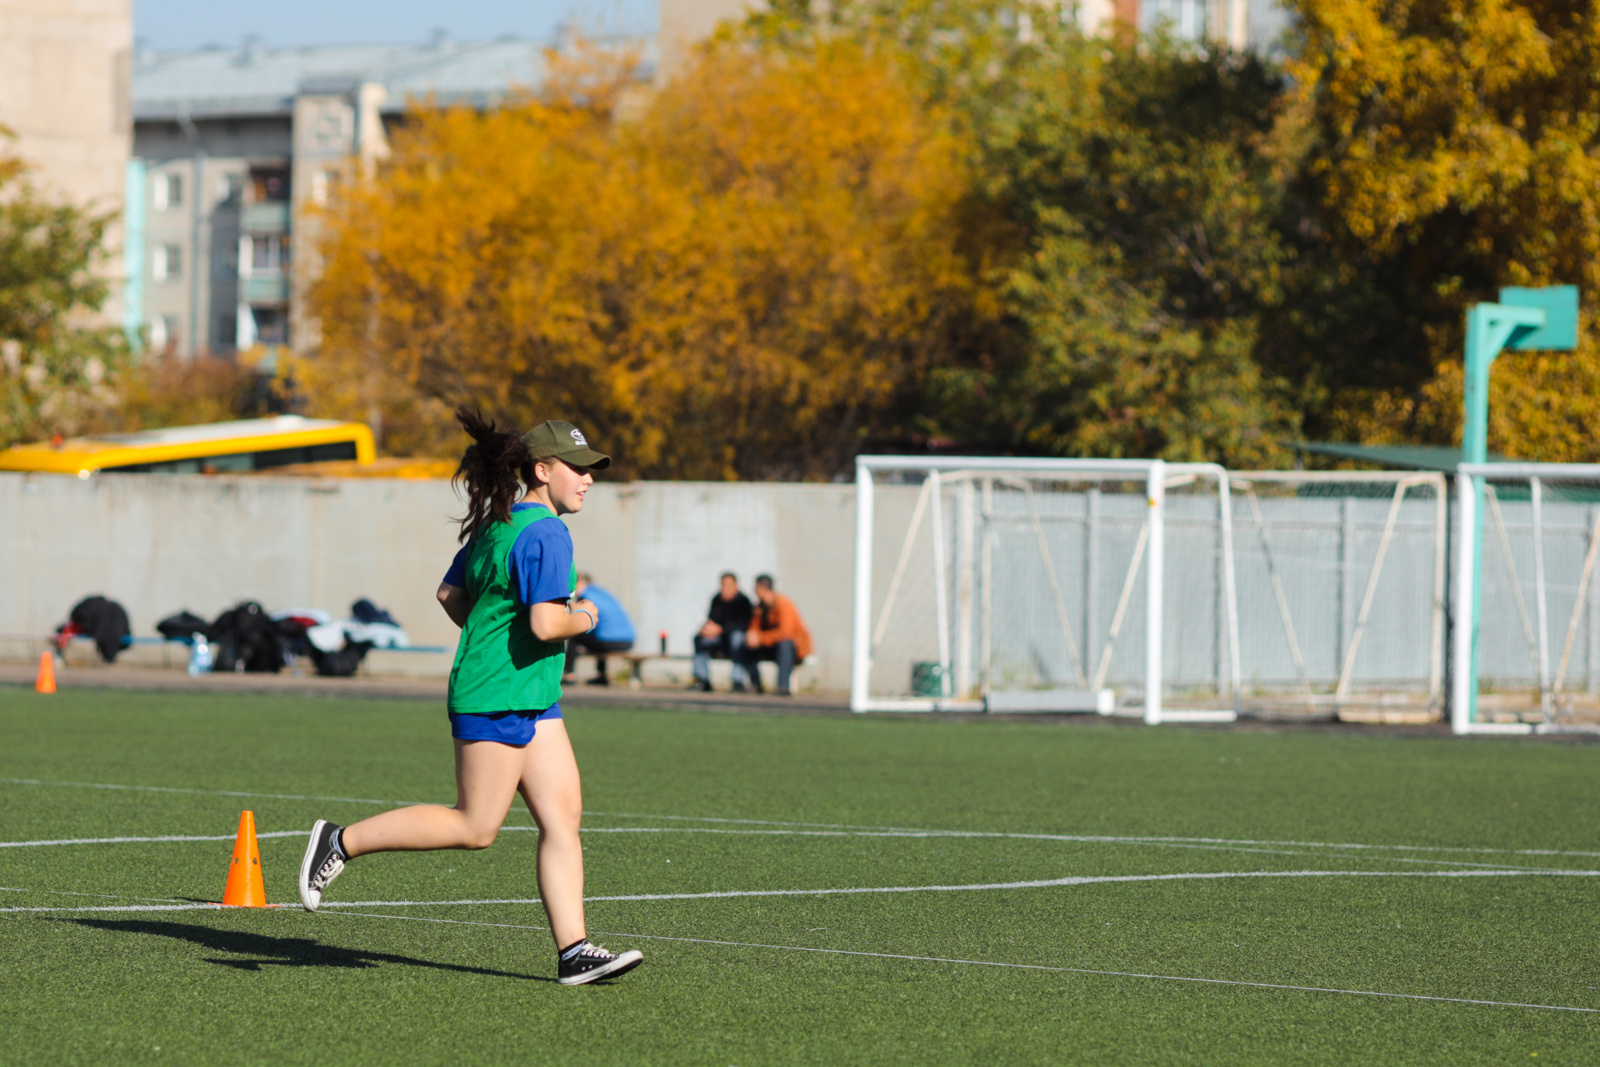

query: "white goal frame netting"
left=850, top=457, right=1241, bottom=723
left=1454, top=463, right=1600, bottom=735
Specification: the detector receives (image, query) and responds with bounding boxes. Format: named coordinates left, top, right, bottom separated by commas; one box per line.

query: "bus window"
left=102, top=441, right=358, bottom=474
left=252, top=441, right=358, bottom=469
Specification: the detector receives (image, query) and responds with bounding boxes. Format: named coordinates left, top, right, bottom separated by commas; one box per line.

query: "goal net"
left=850, top=457, right=1240, bottom=721
left=1454, top=463, right=1600, bottom=734
left=1226, top=471, right=1447, bottom=719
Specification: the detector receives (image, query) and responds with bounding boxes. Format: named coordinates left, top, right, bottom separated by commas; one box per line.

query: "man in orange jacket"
left=740, top=574, right=812, bottom=696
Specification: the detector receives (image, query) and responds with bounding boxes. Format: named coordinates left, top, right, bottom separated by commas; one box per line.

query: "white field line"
left=0, top=831, right=304, bottom=849
left=562, top=828, right=1560, bottom=873
left=8, top=866, right=1596, bottom=915
left=0, top=778, right=428, bottom=807
left=6, top=880, right=1595, bottom=1014
left=315, top=910, right=1600, bottom=1015
left=596, top=931, right=1600, bottom=1015
left=8, top=776, right=1600, bottom=860
left=0, top=902, right=224, bottom=914
left=0, top=825, right=1563, bottom=874
left=1, top=885, right=225, bottom=906
left=313, top=867, right=1600, bottom=906
left=584, top=812, right=1600, bottom=861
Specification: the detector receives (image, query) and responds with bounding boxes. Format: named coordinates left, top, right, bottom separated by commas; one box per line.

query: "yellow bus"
left=0, top=416, right=377, bottom=478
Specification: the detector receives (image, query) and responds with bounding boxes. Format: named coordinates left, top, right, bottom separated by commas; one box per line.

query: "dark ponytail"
left=452, top=407, right=533, bottom=542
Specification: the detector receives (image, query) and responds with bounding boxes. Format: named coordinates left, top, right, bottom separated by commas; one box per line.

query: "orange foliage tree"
left=1292, top=0, right=1600, bottom=459
left=303, top=44, right=981, bottom=479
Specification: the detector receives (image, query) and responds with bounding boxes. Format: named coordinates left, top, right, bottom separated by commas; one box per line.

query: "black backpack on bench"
left=209, top=602, right=286, bottom=673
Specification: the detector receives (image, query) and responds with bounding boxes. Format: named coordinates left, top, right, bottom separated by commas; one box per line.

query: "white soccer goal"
left=1453, top=463, right=1600, bottom=735
left=1226, top=470, right=1448, bottom=718
left=850, top=457, right=1241, bottom=723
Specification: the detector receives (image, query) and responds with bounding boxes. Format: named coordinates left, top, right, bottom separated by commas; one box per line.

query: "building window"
left=311, top=168, right=341, bottom=206
left=152, top=243, right=183, bottom=281
left=217, top=172, right=244, bottom=205
left=251, top=307, right=287, bottom=346
left=149, top=314, right=179, bottom=351
left=250, top=170, right=290, bottom=202
left=250, top=235, right=289, bottom=273
left=315, top=108, right=346, bottom=147
left=152, top=172, right=183, bottom=212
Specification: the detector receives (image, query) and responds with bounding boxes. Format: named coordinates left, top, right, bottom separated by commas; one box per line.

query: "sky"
left=133, top=0, right=657, bottom=51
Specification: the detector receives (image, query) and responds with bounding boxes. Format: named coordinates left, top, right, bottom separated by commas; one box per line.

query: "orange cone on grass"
left=34, top=652, right=55, bottom=694
left=221, top=810, right=268, bottom=907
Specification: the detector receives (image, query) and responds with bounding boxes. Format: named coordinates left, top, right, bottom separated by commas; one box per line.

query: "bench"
left=616, top=652, right=692, bottom=688
left=570, top=650, right=818, bottom=690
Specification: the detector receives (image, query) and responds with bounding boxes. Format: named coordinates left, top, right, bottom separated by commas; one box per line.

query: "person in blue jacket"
left=562, top=572, right=635, bottom=686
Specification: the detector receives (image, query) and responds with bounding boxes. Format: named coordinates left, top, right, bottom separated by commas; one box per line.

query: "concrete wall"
left=0, top=473, right=856, bottom=690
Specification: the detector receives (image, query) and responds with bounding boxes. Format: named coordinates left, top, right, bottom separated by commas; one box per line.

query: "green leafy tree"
left=921, top=38, right=1302, bottom=464
left=0, top=144, right=132, bottom=448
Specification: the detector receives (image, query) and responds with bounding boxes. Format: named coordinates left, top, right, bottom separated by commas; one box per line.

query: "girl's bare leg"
left=341, top=740, right=525, bottom=855
left=517, top=719, right=586, bottom=948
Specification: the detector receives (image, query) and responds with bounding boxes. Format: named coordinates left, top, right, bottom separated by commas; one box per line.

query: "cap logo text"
left=570, top=429, right=587, bottom=446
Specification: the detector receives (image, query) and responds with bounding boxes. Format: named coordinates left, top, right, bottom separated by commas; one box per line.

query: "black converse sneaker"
left=557, top=940, right=644, bottom=985
left=298, top=819, right=347, bottom=912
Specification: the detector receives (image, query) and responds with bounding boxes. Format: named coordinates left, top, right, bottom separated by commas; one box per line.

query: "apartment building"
left=129, top=34, right=652, bottom=358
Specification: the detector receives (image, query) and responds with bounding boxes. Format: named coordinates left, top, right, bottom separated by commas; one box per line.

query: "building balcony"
left=242, top=201, right=290, bottom=234
left=242, top=274, right=290, bottom=304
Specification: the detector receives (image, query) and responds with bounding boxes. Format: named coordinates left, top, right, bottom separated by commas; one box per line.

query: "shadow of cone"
left=221, top=811, right=269, bottom=907
left=34, top=652, right=55, bottom=694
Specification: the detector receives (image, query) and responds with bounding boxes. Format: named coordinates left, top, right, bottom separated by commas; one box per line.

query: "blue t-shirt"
left=581, top=584, right=635, bottom=644
left=443, top=503, right=574, bottom=607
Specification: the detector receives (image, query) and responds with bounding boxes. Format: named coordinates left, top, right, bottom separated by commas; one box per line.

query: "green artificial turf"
left=2, top=688, right=1599, bottom=1065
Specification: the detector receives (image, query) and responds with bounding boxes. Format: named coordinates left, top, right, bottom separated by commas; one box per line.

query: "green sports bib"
left=447, top=507, right=573, bottom=714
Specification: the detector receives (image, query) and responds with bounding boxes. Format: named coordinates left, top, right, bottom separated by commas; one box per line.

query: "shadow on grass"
left=66, top=919, right=554, bottom=981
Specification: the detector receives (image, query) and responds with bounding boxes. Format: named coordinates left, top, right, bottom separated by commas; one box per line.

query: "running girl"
left=297, top=410, right=643, bottom=986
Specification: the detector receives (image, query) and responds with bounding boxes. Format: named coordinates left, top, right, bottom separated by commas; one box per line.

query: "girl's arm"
left=530, top=598, right=599, bottom=642
left=437, top=582, right=472, bottom=629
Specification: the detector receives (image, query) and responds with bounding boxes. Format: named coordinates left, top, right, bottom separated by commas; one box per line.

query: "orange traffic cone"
left=221, top=810, right=268, bottom=907
left=34, top=652, right=55, bottom=694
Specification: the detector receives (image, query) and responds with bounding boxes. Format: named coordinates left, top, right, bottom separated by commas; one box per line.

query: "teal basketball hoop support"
left=1454, top=285, right=1579, bottom=733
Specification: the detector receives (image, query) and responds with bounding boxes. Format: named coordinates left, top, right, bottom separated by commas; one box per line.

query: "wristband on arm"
left=578, top=608, right=597, bottom=633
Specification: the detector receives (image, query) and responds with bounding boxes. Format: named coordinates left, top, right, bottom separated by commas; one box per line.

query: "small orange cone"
left=221, top=810, right=268, bottom=907
left=34, top=652, right=56, bottom=694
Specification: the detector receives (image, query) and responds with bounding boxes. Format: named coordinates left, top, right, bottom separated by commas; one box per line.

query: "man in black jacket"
left=690, top=573, right=754, bottom=692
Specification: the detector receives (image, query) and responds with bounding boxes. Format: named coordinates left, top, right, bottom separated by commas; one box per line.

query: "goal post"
left=851, top=456, right=1241, bottom=722
left=1454, top=462, right=1600, bottom=735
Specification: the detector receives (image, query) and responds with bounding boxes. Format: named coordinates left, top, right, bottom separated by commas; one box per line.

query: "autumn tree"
left=305, top=43, right=981, bottom=479
left=1292, top=0, right=1600, bottom=459
left=750, top=0, right=1600, bottom=464
left=738, top=5, right=1303, bottom=463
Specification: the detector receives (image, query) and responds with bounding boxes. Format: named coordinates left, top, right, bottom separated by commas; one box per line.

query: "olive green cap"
left=521, top=420, right=610, bottom=469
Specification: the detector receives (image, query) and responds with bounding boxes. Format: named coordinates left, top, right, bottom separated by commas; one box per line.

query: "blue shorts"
left=448, top=705, right=562, bottom=746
